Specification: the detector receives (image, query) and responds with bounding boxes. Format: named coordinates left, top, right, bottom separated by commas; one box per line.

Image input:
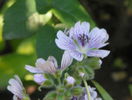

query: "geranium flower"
left=25, top=51, right=73, bottom=84
left=7, top=75, right=30, bottom=100
left=55, top=21, right=110, bottom=61
left=82, top=86, right=102, bottom=100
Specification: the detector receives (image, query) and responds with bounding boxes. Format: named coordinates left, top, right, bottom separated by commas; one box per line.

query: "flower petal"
left=61, top=51, right=73, bottom=70
left=34, top=74, right=46, bottom=84
left=47, top=56, right=58, bottom=68
left=55, top=30, right=75, bottom=50
left=13, top=95, right=19, bottom=100
left=7, top=86, right=23, bottom=99
left=81, top=22, right=90, bottom=35
left=89, top=27, right=109, bottom=48
left=87, top=50, right=110, bottom=58
left=70, top=50, right=83, bottom=61
left=69, top=21, right=90, bottom=38
left=35, top=58, right=46, bottom=68
left=25, top=65, right=43, bottom=73
left=39, top=61, right=57, bottom=73
left=14, top=75, right=23, bottom=87
left=8, top=79, right=22, bottom=92
left=66, top=76, right=75, bottom=85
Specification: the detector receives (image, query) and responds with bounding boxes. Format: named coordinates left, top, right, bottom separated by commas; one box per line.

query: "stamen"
left=78, top=34, right=89, bottom=46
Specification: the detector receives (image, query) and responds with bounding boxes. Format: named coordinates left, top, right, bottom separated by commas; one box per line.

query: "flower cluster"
left=7, top=21, right=110, bottom=100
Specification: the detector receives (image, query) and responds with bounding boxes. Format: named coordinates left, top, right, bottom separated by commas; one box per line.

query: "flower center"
left=78, top=34, right=89, bottom=47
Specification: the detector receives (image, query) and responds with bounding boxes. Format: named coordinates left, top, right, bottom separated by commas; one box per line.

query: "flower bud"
left=66, top=76, right=75, bottom=85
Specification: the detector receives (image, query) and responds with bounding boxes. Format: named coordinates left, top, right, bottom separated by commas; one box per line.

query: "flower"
left=55, top=21, right=110, bottom=61
left=79, top=72, right=85, bottom=78
left=66, top=76, right=75, bottom=85
left=25, top=51, right=73, bottom=83
left=34, top=74, right=47, bottom=84
left=7, top=75, right=30, bottom=100
left=81, top=86, right=102, bottom=100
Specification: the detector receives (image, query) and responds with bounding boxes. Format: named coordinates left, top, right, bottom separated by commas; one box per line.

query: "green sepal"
left=57, top=85, right=65, bottom=94
left=54, top=70, right=62, bottom=79
left=84, top=65, right=95, bottom=80
left=71, top=86, right=83, bottom=96
left=82, top=58, right=101, bottom=70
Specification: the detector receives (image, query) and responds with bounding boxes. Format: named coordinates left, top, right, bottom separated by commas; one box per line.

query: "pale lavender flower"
left=79, top=72, right=85, bottom=78
left=25, top=51, right=72, bottom=74
left=7, top=75, right=30, bottom=100
left=55, top=21, right=110, bottom=61
left=66, top=76, right=75, bottom=85
left=25, top=51, right=73, bottom=83
left=81, top=86, right=102, bottom=100
left=34, top=74, right=47, bottom=84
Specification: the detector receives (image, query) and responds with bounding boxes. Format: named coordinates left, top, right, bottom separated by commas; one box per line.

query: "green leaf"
left=92, top=81, right=114, bottom=100
left=35, top=0, right=95, bottom=27
left=0, top=53, right=36, bottom=89
left=36, top=25, right=63, bottom=62
left=3, top=0, right=37, bottom=40
left=35, top=0, right=52, bottom=14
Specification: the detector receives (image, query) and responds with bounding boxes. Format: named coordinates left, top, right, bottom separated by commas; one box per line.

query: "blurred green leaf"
left=36, top=25, right=63, bottom=62
left=35, top=0, right=95, bottom=27
left=129, top=84, right=132, bottom=96
left=0, top=53, right=36, bottom=89
left=3, top=0, right=37, bottom=40
left=113, top=58, right=126, bottom=69
left=92, top=81, right=113, bottom=100
left=0, top=15, right=5, bottom=51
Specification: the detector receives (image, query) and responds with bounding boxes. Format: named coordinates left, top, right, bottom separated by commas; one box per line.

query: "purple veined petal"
left=69, top=21, right=90, bottom=38
left=70, top=50, right=84, bottom=61
left=87, top=50, right=110, bottom=58
left=97, top=43, right=109, bottom=48
left=47, top=56, right=58, bottom=68
left=55, top=31, right=75, bottom=50
left=34, top=74, right=46, bottom=84
left=25, top=65, right=43, bottom=73
left=88, top=27, right=109, bottom=48
left=35, top=58, right=46, bottom=68
left=69, top=21, right=83, bottom=38
left=8, top=79, right=23, bottom=92
left=39, top=61, right=57, bottom=74
left=14, top=75, right=23, bottom=87
left=61, top=51, right=73, bottom=70
left=80, top=22, right=90, bottom=35
left=7, top=86, right=23, bottom=99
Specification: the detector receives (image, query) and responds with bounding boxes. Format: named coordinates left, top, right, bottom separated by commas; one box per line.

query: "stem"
left=83, top=79, right=91, bottom=100
left=58, top=78, right=61, bottom=86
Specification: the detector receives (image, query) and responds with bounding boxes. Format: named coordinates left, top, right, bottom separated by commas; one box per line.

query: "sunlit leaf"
left=35, top=0, right=95, bottom=27
left=3, top=0, right=37, bottom=40
left=0, top=53, right=36, bottom=89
